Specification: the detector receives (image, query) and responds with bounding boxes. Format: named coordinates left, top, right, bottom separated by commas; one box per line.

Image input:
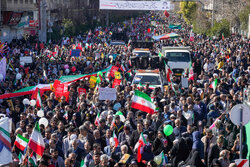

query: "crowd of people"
left=0, top=11, right=249, bottom=167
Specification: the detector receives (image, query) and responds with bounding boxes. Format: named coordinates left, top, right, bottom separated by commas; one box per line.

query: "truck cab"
left=162, top=47, right=191, bottom=77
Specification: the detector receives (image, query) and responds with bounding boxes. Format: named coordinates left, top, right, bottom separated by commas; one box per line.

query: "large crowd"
left=0, top=11, right=249, bottom=167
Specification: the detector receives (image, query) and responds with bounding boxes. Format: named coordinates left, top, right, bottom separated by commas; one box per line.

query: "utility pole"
left=106, top=11, right=109, bottom=27
left=39, top=0, right=47, bottom=43
left=212, top=0, right=215, bottom=27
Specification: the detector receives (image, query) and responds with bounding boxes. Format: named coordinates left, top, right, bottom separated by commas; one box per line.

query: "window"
left=20, top=0, right=23, bottom=4
left=25, top=0, right=28, bottom=4
left=14, top=0, right=18, bottom=4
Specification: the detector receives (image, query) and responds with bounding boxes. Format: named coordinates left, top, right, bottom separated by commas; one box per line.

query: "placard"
left=112, top=79, right=122, bottom=88
left=110, top=66, right=119, bottom=77
left=115, top=71, right=121, bottom=79
left=89, top=76, right=97, bottom=88
left=20, top=56, right=32, bottom=63
left=181, top=77, right=188, bottom=88
left=70, top=49, right=81, bottom=57
left=78, top=88, right=87, bottom=97
left=99, top=88, right=117, bottom=101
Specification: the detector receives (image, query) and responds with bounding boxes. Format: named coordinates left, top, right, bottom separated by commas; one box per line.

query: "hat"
left=170, top=114, right=176, bottom=119
left=160, top=99, right=166, bottom=102
left=131, top=160, right=137, bottom=165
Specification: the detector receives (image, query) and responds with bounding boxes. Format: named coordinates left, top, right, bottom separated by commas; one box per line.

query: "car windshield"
left=133, top=75, right=161, bottom=85
left=166, top=52, right=190, bottom=62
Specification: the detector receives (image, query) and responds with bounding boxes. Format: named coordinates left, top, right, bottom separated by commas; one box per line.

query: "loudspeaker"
left=150, top=56, right=159, bottom=69
left=140, top=56, right=149, bottom=69
left=130, top=56, right=140, bottom=69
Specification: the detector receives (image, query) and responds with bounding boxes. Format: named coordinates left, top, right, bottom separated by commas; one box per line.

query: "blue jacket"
left=192, top=131, right=204, bottom=159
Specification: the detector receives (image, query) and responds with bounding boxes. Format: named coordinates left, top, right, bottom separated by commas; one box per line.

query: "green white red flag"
left=210, top=79, right=218, bottom=91
left=28, top=122, right=45, bottom=157
left=131, top=90, right=155, bottom=114
left=14, top=134, right=29, bottom=151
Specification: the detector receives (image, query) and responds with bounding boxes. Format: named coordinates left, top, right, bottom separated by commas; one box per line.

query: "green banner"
left=59, top=65, right=112, bottom=83
left=169, top=24, right=181, bottom=29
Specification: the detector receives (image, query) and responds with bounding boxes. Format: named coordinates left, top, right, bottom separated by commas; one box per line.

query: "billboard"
left=100, top=0, right=171, bottom=11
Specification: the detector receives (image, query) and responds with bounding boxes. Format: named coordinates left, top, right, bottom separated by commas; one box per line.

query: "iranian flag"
left=113, top=131, right=119, bottom=148
left=166, top=66, right=172, bottom=83
left=94, top=112, right=100, bottom=126
left=160, top=151, right=167, bottom=166
left=14, top=134, right=29, bottom=151
left=28, top=122, right=45, bottom=157
left=188, top=62, right=194, bottom=81
left=36, top=88, right=42, bottom=108
left=127, top=70, right=132, bottom=77
left=131, top=90, right=155, bottom=114
left=120, top=64, right=126, bottom=72
left=210, top=79, right=218, bottom=91
left=0, top=84, right=50, bottom=99
left=134, top=133, right=147, bottom=162
left=80, top=159, right=86, bottom=167
left=222, top=33, right=225, bottom=40
left=29, top=152, right=37, bottom=167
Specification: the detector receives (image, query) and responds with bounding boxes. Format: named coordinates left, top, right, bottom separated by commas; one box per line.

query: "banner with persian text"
left=99, top=0, right=171, bottom=11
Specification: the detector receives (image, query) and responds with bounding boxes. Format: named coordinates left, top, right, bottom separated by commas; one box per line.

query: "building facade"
left=0, top=0, right=39, bottom=42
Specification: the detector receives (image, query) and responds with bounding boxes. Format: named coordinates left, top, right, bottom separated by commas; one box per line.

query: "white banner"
left=99, top=88, right=117, bottom=101
left=100, top=0, right=171, bottom=11
left=20, top=56, right=33, bottom=64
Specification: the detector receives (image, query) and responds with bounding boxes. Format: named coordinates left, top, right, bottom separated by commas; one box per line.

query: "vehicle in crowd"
left=132, top=69, right=166, bottom=92
left=162, top=46, right=191, bottom=77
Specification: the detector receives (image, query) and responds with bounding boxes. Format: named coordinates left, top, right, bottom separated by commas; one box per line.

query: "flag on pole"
left=160, top=151, right=167, bottom=165
left=210, top=79, right=218, bottom=91
left=120, top=64, right=126, bottom=72
left=36, top=88, right=42, bottom=108
left=188, top=62, right=194, bottom=81
left=164, top=10, right=169, bottom=18
left=18, top=152, right=24, bottom=165
left=113, top=131, right=119, bottom=148
left=29, top=152, right=37, bottom=167
left=94, top=112, right=100, bottom=126
left=131, top=90, right=155, bottom=114
left=28, top=122, right=45, bottom=157
left=134, top=133, right=147, bottom=162
left=222, top=33, right=225, bottom=40
left=0, top=117, right=13, bottom=166
left=80, top=159, right=86, bottom=167
left=14, top=134, right=29, bottom=151
left=166, top=66, right=173, bottom=83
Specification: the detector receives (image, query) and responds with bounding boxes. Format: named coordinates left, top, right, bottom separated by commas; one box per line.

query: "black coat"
left=208, top=144, right=222, bottom=167
left=129, top=130, right=140, bottom=147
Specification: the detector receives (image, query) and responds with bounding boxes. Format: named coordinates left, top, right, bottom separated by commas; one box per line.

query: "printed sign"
left=89, top=76, right=97, bottom=88
left=20, top=56, right=32, bottom=63
left=112, top=79, right=122, bottom=88
left=100, top=0, right=171, bottom=11
left=78, top=88, right=87, bottom=96
left=71, top=49, right=81, bottom=57
left=99, top=88, right=117, bottom=100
